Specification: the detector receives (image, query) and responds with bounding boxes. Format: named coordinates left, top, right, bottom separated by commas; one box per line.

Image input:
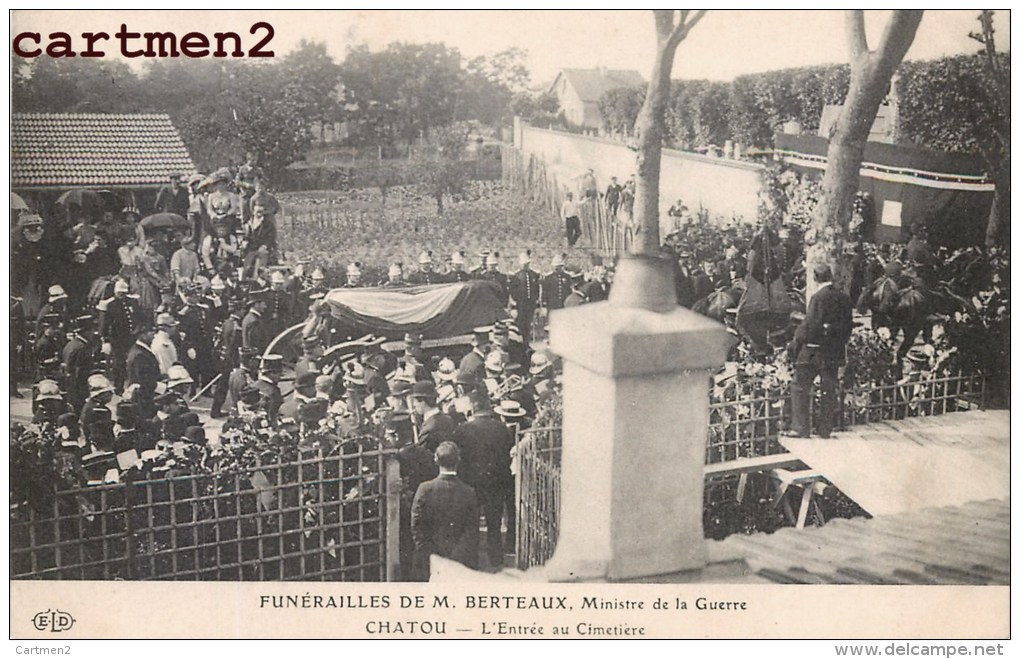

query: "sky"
left=11, top=9, right=1010, bottom=86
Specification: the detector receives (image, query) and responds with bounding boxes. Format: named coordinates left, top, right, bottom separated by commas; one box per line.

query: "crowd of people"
left=11, top=143, right=993, bottom=579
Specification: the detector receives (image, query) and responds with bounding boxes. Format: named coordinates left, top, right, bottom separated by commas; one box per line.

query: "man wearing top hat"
left=508, top=251, right=541, bottom=345
left=542, top=254, right=572, bottom=312
left=242, top=289, right=271, bottom=355
left=62, top=315, right=98, bottom=413
left=458, top=327, right=490, bottom=387
left=101, top=278, right=144, bottom=392
left=125, top=328, right=161, bottom=421
left=410, top=380, right=457, bottom=454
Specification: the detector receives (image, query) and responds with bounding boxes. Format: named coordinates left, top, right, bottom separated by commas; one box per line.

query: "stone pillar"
left=542, top=254, right=733, bottom=582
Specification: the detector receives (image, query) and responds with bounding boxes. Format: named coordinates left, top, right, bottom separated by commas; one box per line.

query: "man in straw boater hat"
left=409, top=380, right=456, bottom=454
left=410, top=440, right=480, bottom=581
left=458, top=326, right=491, bottom=387
left=509, top=250, right=541, bottom=345
left=452, top=390, right=516, bottom=570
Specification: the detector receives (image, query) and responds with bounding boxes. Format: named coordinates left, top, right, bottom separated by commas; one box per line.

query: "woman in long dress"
left=137, top=241, right=171, bottom=314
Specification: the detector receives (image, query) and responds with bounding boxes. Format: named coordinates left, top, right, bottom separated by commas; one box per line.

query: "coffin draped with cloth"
left=267, top=280, right=509, bottom=366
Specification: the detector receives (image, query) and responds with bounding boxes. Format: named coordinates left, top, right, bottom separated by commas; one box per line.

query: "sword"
left=190, top=373, right=221, bottom=402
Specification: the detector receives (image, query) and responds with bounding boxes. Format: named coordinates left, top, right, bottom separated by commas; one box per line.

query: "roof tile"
left=12, top=113, right=197, bottom=188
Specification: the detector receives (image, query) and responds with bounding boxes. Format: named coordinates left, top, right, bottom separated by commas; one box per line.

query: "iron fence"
left=515, top=370, right=987, bottom=569
left=11, top=445, right=398, bottom=581
left=514, top=426, right=562, bottom=570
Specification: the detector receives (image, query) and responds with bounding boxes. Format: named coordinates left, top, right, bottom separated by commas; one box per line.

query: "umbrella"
left=55, top=189, right=101, bottom=209
left=10, top=192, right=29, bottom=211
left=140, top=212, right=190, bottom=232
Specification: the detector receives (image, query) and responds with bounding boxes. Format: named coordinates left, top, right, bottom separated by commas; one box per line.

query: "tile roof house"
left=12, top=113, right=196, bottom=190
left=548, top=68, right=645, bottom=130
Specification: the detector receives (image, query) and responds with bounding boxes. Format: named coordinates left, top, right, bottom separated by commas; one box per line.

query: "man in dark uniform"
left=343, top=262, right=364, bottom=288
left=35, top=285, right=70, bottom=339
left=210, top=297, right=245, bottom=418
left=410, top=381, right=457, bottom=454
left=242, top=290, right=271, bottom=355
left=382, top=263, right=408, bottom=287
left=478, top=253, right=509, bottom=307
left=407, top=251, right=445, bottom=285
left=35, top=313, right=66, bottom=381
left=787, top=263, right=853, bottom=439
left=410, top=441, right=480, bottom=581
left=446, top=251, right=472, bottom=283
left=452, top=391, right=515, bottom=568
left=266, top=270, right=294, bottom=337
left=458, top=327, right=490, bottom=386
left=509, top=251, right=541, bottom=345
left=100, top=278, right=144, bottom=392
left=176, top=283, right=215, bottom=392
left=541, top=254, right=572, bottom=312
left=62, top=314, right=96, bottom=413
left=126, top=328, right=161, bottom=421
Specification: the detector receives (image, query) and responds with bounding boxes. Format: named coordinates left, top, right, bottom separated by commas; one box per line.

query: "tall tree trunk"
left=632, top=10, right=705, bottom=255
left=985, top=160, right=1010, bottom=247
left=808, top=10, right=922, bottom=296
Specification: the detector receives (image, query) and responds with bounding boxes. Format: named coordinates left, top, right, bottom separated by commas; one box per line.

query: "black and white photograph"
left=7, top=8, right=1011, bottom=643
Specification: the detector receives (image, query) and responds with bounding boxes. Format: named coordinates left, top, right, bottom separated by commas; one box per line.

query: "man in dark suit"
left=210, top=297, right=245, bottom=418
left=410, top=381, right=457, bottom=454
left=452, top=392, right=515, bottom=568
left=411, top=441, right=480, bottom=581
left=126, top=328, right=161, bottom=421
left=62, top=315, right=96, bottom=413
left=241, top=292, right=270, bottom=355
left=787, top=263, right=853, bottom=438
left=457, top=328, right=490, bottom=386
left=508, top=252, right=541, bottom=345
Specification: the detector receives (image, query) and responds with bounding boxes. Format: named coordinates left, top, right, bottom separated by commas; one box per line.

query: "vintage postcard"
left=7, top=8, right=1011, bottom=645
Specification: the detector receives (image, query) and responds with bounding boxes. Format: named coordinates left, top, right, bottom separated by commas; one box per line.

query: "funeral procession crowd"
left=11, top=149, right=962, bottom=578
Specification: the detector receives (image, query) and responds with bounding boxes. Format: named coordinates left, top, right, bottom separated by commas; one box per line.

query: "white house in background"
left=549, top=67, right=645, bottom=130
